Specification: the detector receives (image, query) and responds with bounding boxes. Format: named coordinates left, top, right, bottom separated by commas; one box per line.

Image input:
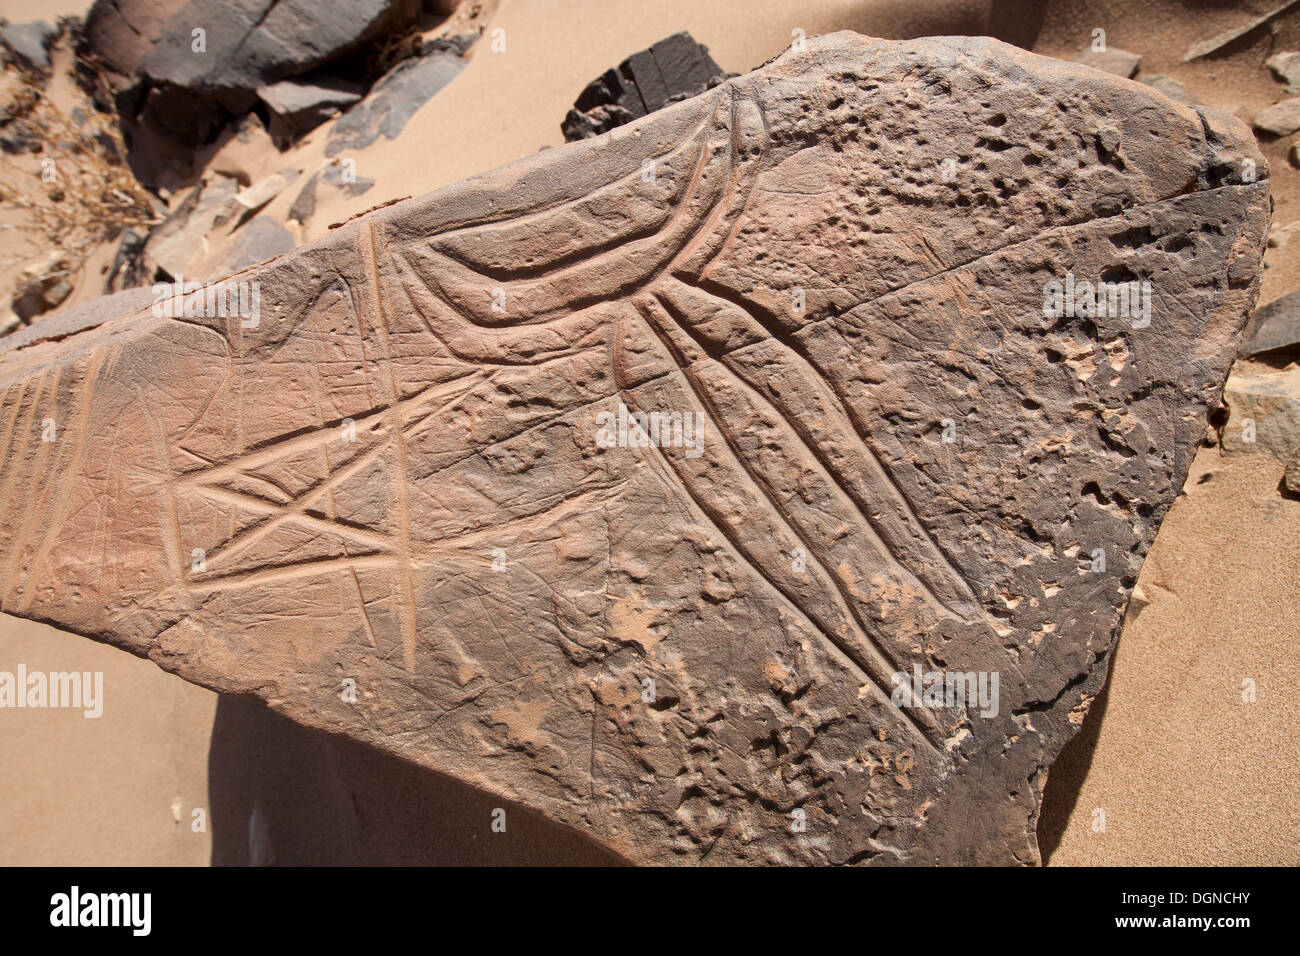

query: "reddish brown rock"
left=0, top=33, right=1268, bottom=865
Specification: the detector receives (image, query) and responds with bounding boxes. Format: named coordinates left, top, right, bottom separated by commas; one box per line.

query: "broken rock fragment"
left=1240, top=290, right=1300, bottom=358
left=0, top=33, right=1268, bottom=865
left=563, top=31, right=731, bottom=141
left=212, top=217, right=295, bottom=275
left=1142, top=74, right=1191, bottom=104
left=1285, top=449, right=1300, bottom=494
left=1267, top=50, right=1300, bottom=93
left=1073, top=47, right=1141, bottom=79
left=0, top=19, right=56, bottom=72
left=140, top=174, right=241, bottom=279
left=80, top=0, right=422, bottom=143
left=1254, top=97, right=1300, bottom=135
left=140, top=0, right=420, bottom=109
left=258, top=78, right=363, bottom=139
left=1184, top=0, right=1300, bottom=61
left=235, top=169, right=301, bottom=217
left=1222, top=368, right=1300, bottom=462
left=325, top=49, right=465, bottom=157
left=288, top=162, right=376, bottom=226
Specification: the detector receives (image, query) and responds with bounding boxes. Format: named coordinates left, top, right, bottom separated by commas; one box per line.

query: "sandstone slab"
left=0, top=33, right=1268, bottom=865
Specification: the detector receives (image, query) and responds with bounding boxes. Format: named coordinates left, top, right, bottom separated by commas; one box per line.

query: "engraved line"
left=366, top=221, right=420, bottom=673
left=693, top=276, right=980, bottom=612
left=615, top=311, right=941, bottom=751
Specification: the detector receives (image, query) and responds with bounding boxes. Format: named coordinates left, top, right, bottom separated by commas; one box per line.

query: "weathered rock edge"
left=0, top=33, right=1269, bottom=865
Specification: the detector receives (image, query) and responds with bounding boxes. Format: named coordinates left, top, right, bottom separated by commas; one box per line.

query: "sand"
left=1040, top=448, right=1300, bottom=865
left=0, top=615, right=215, bottom=865
left=0, top=0, right=1297, bottom=865
left=0, top=0, right=93, bottom=20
